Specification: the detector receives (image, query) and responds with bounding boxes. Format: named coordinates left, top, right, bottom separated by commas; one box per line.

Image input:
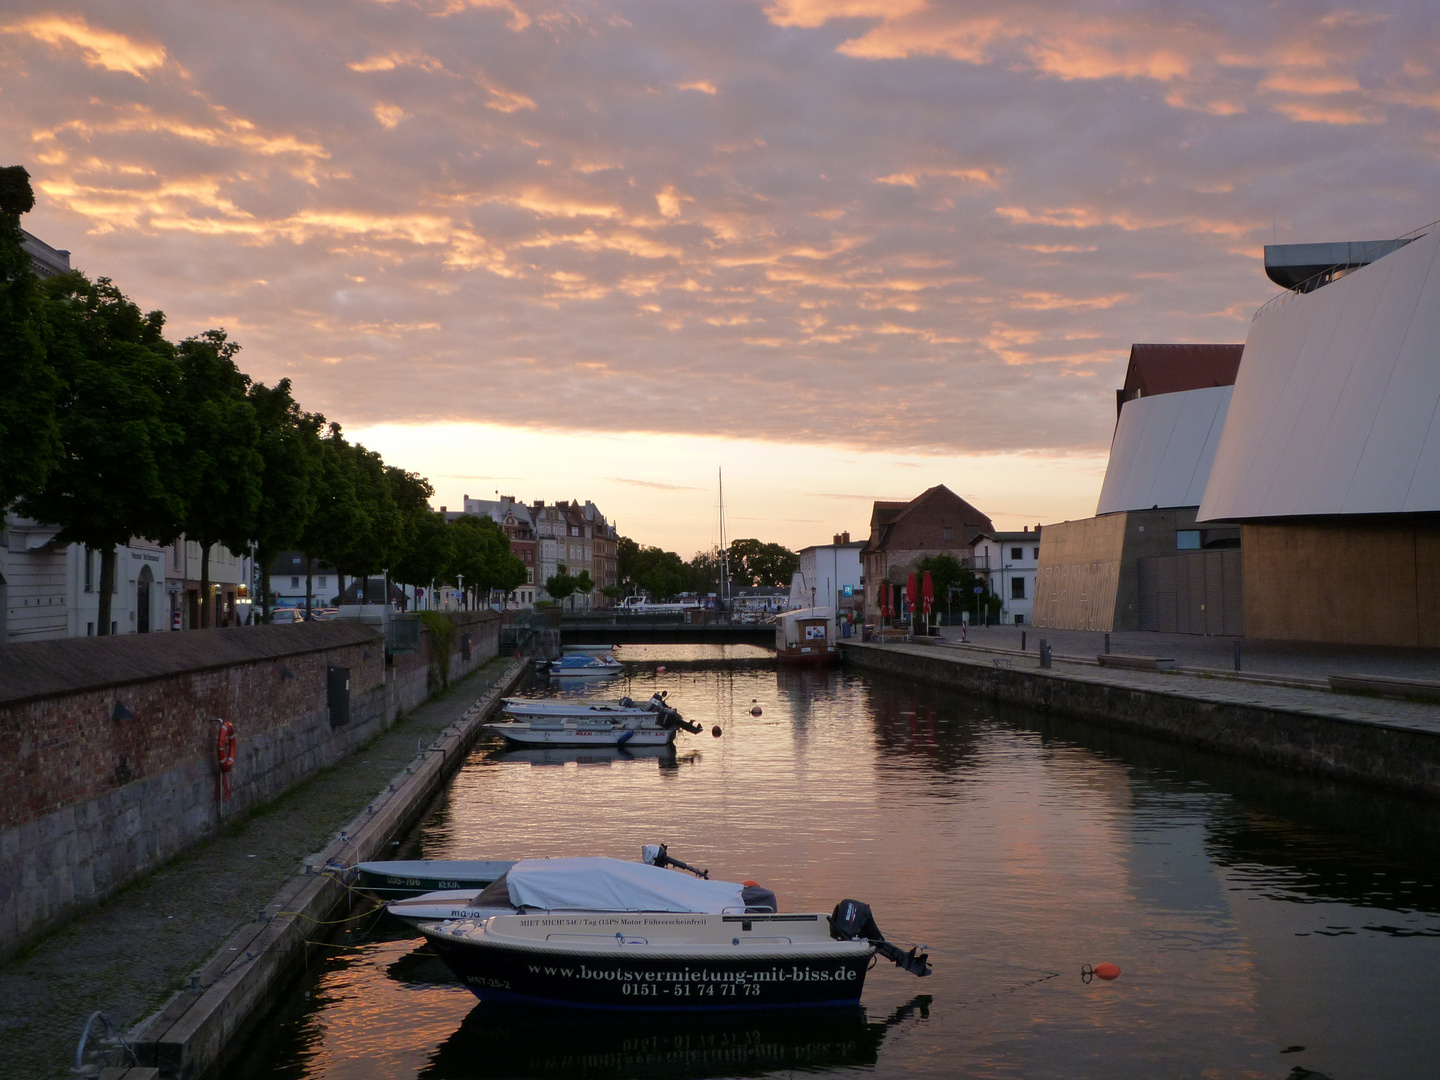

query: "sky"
left=4, top=1, right=1439, bottom=554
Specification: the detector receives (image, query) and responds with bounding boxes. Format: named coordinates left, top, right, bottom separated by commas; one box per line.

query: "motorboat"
left=543, top=653, right=624, bottom=678
left=388, top=844, right=716, bottom=929
left=562, top=644, right=620, bottom=654
left=493, top=743, right=680, bottom=767
left=353, top=858, right=516, bottom=899
left=416, top=856, right=929, bottom=1010
left=501, top=692, right=670, bottom=722
left=486, top=694, right=702, bottom=747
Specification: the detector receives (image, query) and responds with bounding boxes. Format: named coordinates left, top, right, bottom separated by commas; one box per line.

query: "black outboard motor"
left=829, top=899, right=931, bottom=977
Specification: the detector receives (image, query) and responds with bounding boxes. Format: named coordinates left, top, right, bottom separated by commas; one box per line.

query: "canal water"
left=240, top=647, right=1440, bottom=1079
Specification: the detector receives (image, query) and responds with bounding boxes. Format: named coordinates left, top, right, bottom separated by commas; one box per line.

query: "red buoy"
left=1093, top=962, right=1121, bottom=980
left=711, top=725, right=722, bottom=737
left=656, top=665, right=667, bottom=674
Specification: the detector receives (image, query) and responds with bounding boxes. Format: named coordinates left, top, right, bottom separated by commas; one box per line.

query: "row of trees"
left=614, top=537, right=800, bottom=602
left=0, top=166, right=524, bottom=632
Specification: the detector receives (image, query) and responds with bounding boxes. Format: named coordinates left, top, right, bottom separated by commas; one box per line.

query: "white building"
left=789, top=534, right=866, bottom=611
left=973, top=529, right=1042, bottom=625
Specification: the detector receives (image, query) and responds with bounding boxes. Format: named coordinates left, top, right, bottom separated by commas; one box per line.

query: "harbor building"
left=790, top=533, right=866, bottom=615
left=861, top=486, right=994, bottom=625
left=972, top=528, right=1043, bottom=625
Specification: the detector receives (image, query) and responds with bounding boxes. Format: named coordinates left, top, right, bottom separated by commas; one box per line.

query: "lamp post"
left=456, top=573, right=464, bottom=611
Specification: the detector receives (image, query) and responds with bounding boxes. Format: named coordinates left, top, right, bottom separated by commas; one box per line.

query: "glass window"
left=1176, top=530, right=1202, bottom=550
left=1010, top=577, right=1025, bottom=600
left=1033, top=547, right=1040, bottom=559
left=1010, top=547, right=1023, bottom=560
left=290, top=576, right=300, bottom=588
left=1014, top=613, right=1025, bottom=624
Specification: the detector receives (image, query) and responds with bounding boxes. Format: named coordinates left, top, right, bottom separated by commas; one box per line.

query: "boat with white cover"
left=545, top=653, right=624, bottom=678
left=487, top=693, right=701, bottom=747
left=501, top=692, right=670, bottom=722
left=353, top=858, right=516, bottom=899
left=416, top=856, right=929, bottom=1009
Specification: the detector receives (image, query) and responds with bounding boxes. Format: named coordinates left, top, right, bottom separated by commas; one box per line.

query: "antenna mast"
left=718, top=468, right=729, bottom=611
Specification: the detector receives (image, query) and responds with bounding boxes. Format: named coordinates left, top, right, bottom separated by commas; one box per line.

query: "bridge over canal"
left=559, top=619, right=775, bottom=647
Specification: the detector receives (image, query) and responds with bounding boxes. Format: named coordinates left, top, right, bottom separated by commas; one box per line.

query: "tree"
left=298, top=424, right=366, bottom=616
left=914, top=554, right=984, bottom=623
left=448, top=513, right=519, bottom=608
left=176, top=329, right=262, bottom=628
left=391, top=508, right=452, bottom=608
left=20, top=274, right=186, bottom=634
left=385, top=465, right=436, bottom=607
left=248, top=379, right=323, bottom=623
left=727, top=538, right=798, bottom=588
left=0, top=165, right=61, bottom=507
left=571, top=569, right=595, bottom=612
left=333, top=440, right=399, bottom=591
left=545, top=564, right=579, bottom=609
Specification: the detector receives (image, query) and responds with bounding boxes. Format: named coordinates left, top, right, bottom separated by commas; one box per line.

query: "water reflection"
left=420, top=996, right=932, bottom=1080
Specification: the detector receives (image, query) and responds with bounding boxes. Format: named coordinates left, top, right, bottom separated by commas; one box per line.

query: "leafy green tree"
left=385, top=465, right=436, bottom=606
left=914, top=554, right=990, bottom=623
left=333, top=440, right=399, bottom=592
left=20, top=274, right=186, bottom=634
left=448, top=513, right=518, bottom=607
left=298, top=424, right=366, bottom=616
left=571, top=569, right=595, bottom=611
left=248, top=379, right=323, bottom=623
left=0, top=165, right=61, bottom=507
left=727, top=538, right=799, bottom=588
left=545, top=564, right=579, bottom=609
left=391, top=509, right=452, bottom=608
left=176, top=329, right=262, bottom=628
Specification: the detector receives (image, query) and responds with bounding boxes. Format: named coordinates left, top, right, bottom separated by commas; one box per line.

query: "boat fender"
left=216, top=719, right=237, bottom=803
left=617, top=729, right=634, bottom=745
left=1082, top=962, right=1121, bottom=981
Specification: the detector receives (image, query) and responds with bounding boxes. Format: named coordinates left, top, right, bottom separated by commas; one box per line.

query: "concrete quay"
left=0, top=654, right=526, bottom=1080
left=843, top=634, right=1440, bottom=799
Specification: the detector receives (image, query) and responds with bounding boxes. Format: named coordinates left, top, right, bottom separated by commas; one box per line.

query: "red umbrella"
left=922, top=570, right=934, bottom=615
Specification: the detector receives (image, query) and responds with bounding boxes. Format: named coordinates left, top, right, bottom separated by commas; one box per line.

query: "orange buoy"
left=711, top=725, right=722, bottom=737
left=742, top=879, right=759, bottom=887
left=656, top=665, right=667, bottom=674
left=1093, top=962, right=1121, bottom=980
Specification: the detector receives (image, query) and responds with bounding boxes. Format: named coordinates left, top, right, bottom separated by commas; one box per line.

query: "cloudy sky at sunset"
left=4, top=1, right=1439, bottom=553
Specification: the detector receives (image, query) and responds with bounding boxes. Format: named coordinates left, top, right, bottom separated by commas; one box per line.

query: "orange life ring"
left=217, top=719, right=237, bottom=773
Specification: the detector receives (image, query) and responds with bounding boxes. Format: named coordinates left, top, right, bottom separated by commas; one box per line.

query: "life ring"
left=217, top=720, right=237, bottom=772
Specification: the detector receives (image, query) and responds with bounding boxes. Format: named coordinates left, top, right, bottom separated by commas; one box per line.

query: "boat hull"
left=425, top=922, right=872, bottom=1011
left=354, top=859, right=515, bottom=899
left=776, top=644, right=840, bottom=665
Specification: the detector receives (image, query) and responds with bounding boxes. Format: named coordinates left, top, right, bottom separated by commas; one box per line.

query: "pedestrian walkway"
left=873, top=632, right=1440, bottom=736
left=0, top=655, right=515, bottom=1080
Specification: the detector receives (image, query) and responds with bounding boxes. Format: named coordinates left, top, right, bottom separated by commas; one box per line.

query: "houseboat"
left=775, top=606, right=840, bottom=664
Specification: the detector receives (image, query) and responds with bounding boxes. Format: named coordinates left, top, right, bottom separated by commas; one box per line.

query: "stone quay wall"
left=841, top=642, right=1440, bottom=799
left=0, top=611, right=500, bottom=959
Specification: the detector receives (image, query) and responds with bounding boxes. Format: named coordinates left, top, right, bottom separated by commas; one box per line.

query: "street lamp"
left=456, top=573, right=464, bottom=611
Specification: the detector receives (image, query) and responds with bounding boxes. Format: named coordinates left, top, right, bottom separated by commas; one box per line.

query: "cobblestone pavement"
left=0, top=656, right=515, bottom=1080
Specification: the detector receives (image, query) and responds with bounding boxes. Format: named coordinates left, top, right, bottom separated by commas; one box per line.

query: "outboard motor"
left=641, top=843, right=710, bottom=879
left=829, top=899, right=931, bottom=977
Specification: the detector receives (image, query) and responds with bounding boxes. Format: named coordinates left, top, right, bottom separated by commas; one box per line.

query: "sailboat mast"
left=718, top=467, right=729, bottom=609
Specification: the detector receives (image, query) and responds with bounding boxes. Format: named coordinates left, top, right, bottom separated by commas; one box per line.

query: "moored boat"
left=501, top=692, right=669, bottom=722
left=545, top=653, right=624, bottom=678
left=775, top=606, right=840, bottom=664
left=487, top=693, right=701, bottom=747
left=354, top=858, right=516, bottom=899
left=417, top=857, right=929, bottom=1010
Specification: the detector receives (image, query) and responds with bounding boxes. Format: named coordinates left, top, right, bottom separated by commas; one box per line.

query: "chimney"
left=842, top=531, right=850, bottom=543
left=463, top=493, right=469, bottom=501
left=1023, top=525, right=1028, bottom=533
left=439, top=506, right=446, bottom=513
left=833, top=533, right=842, bottom=546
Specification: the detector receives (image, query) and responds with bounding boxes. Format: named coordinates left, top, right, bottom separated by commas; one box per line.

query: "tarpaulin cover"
left=503, top=857, right=745, bottom=913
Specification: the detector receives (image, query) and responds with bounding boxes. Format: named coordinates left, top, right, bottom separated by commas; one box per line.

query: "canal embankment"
left=0, top=651, right=527, bottom=1080
left=841, top=640, right=1440, bottom=799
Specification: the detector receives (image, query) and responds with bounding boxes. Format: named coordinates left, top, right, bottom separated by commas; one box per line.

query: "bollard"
left=1021, top=631, right=1027, bottom=652
left=1104, top=632, right=1110, bottom=655
left=1039, top=639, right=1051, bottom=669
left=1234, top=641, right=1241, bottom=672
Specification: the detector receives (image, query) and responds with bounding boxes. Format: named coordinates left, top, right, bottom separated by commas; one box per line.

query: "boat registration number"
left=624, top=982, right=761, bottom=998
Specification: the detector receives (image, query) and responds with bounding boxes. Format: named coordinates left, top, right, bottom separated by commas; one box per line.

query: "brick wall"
left=0, top=612, right=500, bottom=958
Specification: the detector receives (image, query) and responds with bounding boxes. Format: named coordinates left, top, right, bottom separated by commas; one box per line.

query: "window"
left=1176, top=530, right=1201, bottom=550
left=942, top=526, right=954, bottom=541
left=291, top=555, right=302, bottom=565
left=318, top=576, right=327, bottom=587
left=1011, top=547, right=1023, bottom=560
left=1011, top=577, right=1026, bottom=600
left=1033, top=547, right=1040, bottom=559
left=1014, top=613, right=1025, bottom=624
left=83, top=548, right=93, bottom=592
left=290, top=576, right=300, bottom=588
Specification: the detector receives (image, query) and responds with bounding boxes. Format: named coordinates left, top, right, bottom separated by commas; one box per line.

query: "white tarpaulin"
left=503, top=857, right=745, bottom=912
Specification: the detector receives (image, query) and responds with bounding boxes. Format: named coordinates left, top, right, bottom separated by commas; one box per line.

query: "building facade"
left=790, top=533, right=866, bottom=616
left=972, top=529, right=1042, bottom=625
left=861, top=485, right=995, bottom=624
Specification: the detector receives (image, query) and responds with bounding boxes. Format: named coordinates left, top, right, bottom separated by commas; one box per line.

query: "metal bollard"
left=1039, top=639, right=1051, bottom=669
left=1021, top=631, right=1027, bottom=652
left=1104, top=632, right=1110, bottom=655
left=1234, top=641, right=1241, bottom=672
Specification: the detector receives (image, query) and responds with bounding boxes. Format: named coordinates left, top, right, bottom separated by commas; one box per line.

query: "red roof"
left=1119, top=344, right=1243, bottom=412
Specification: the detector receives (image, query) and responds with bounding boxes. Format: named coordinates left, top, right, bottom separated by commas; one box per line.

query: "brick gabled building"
left=861, top=485, right=994, bottom=623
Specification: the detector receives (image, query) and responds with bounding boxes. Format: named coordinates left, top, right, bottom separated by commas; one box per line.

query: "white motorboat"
left=487, top=693, right=701, bottom=746
left=501, top=692, right=669, bottom=722
left=545, top=653, right=624, bottom=678
left=416, top=857, right=930, bottom=1009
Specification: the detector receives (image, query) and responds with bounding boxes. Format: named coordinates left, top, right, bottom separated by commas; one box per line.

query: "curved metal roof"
left=1199, top=226, right=1440, bottom=521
